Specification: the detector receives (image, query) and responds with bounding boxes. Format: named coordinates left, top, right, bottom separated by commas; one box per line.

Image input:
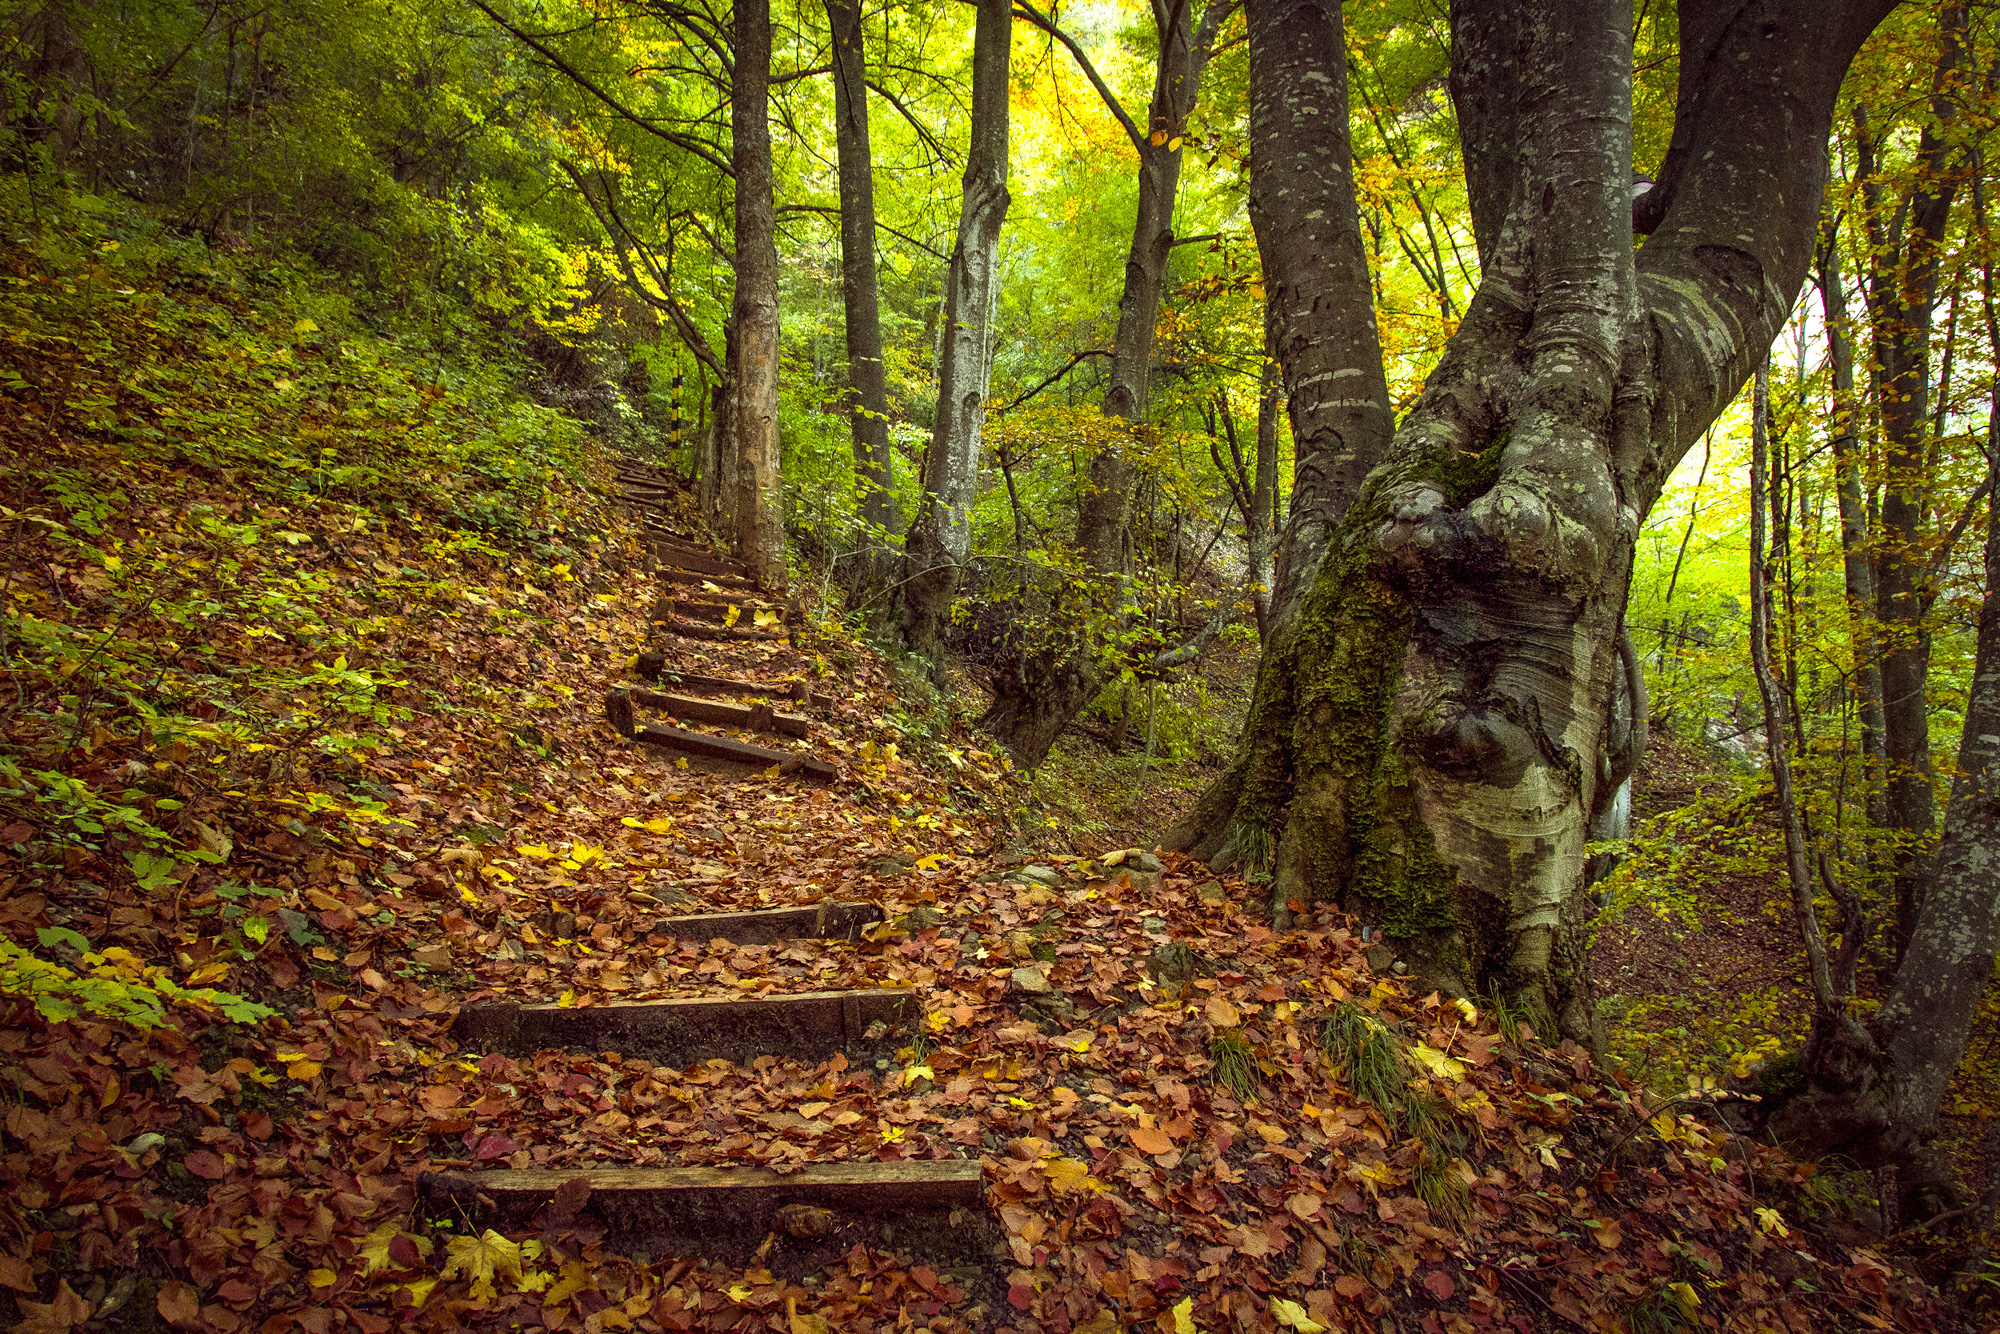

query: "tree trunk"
left=826, top=0, right=896, bottom=566
left=894, top=0, right=1009, bottom=663
left=731, top=0, right=786, bottom=592
left=982, top=0, right=1230, bottom=764
left=1250, top=354, right=1281, bottom=638
left=1853, top=8, right=1967, bottom=956
left=1071, top=0, right=1231, bottom=570
left=1248, top=0, right=1395, bottom=622
left=1168, top=0, right=1893, bottom=1043
left=1816, top=222, right=1889, bottom=836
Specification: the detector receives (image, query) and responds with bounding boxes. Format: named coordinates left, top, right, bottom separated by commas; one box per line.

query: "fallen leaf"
left=1129, top=1124, right=1174, bottom=1155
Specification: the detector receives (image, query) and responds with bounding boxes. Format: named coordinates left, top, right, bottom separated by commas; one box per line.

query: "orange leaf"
left=1129, top=1125, right=1174, bottom=1155
left=1204, top=995, right=1240, bottom=1028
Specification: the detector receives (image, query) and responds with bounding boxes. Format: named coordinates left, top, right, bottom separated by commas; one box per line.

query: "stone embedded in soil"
left=1010, top=864, right=1061, bottom=886
left=1195, top=881, right=1226, bottom=901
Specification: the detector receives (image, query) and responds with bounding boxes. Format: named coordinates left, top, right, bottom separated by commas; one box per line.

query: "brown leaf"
left=1333, top=1275, right=1367, bottom=1300
left=1204, top=995, right=1240, bottom=1029
left=0, top=1254, right=34, bottom=1293
left=183, top=1149, right=228, bottom=1180
left=156, top=1280, right=203, bottom=1329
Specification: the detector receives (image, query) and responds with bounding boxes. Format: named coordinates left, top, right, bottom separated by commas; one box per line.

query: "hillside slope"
left=0, top=191, right=1958, bottom=1333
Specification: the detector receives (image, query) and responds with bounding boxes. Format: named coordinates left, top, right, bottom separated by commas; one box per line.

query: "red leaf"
left=472, top=1133, right=516, bottom=1161
left=184, top=1149, right=228, bottom=1180
left=1423, top=1269, right=1455, bottom=1302
left=1008, top=1284, right=1035, bottom=1311
left=1334, top=1276, right=1367, bottom=1300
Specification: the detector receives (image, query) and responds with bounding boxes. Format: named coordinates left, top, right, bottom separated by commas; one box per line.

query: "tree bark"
left=1168, top=0, right=1894, bottom=1043
left=1816, top=221, right=1889, bottom=836
left=826, top=0, right=896, bottom=565
left=981, top=0, right=1230, bottom=765
left=1248, top=0, right=1395, bottom=622
left=894, top=0, right=1009, bottom=663
left=1851, top=8, right=1968, bottom=959
left=731, top=0, right=786, bottom=592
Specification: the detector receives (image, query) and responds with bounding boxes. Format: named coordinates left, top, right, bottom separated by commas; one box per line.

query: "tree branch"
left=467, top=0, right=736, bottom=177
left=1011, top=0, right=1145, bottom=153
left=995, top=348, right=1112, bottom=413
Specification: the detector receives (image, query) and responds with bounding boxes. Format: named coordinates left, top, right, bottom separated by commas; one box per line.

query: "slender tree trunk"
left=1854, top=7, right=1967, bottom=957
left=827, top=0, right=896, bottom=569
left=1249, top=0, right=1395, bottom=622
left=982, top=0, right=1230, bottom=765
left=1072, top=0, right=1231, bottom=570
left=1249, top=354, right=1281, bottom=638
left=1169, top=0, right=1893, bottom=1042
left=732, top=0, right=786, bottom=592
left=1817, top=222, right=1889, bottom=836
left=894, top=0, right=1009, bottom=663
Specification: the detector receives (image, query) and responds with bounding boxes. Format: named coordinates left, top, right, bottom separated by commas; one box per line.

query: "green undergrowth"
left=0, top=179, right=630, bottom=1031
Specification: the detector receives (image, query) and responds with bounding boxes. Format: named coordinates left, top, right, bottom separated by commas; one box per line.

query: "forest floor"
left=0, top=215, right=1992, bottom=1334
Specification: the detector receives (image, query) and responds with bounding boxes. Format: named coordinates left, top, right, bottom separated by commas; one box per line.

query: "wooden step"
left=655, top=565, right=757, bottom=595
left=652, top=618, right=790, bottom=645
left=629, top=721, right=837, bottom=782
left=415, top=1160, right=987, bottom=1263
left=609, top=687, right=809, bottom=738
left=420, top=1160, right=983, bottom=1219
left=654, top=901, right=882, bottom=944
left=450, top=987, right=915, bottom=1063
left=635, top=658, right=832, bottom=709
left=652, top=594, right=786, bottom=627
left=647, top=541, right=747, bottom=581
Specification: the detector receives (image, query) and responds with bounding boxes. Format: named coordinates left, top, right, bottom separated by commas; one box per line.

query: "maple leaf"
left=358, top=1222, right=432, bottom=1275
left=440, top=1229, right=524, bottom=1301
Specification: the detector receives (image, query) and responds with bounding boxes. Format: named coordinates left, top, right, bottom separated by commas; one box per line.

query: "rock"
left=1135, top=852, right=1165, bottom=873
left=1012, top=864, right=1061, bottom=886
left=1363, top=943, right=1395, bottom=974
left=1141, top=915, right=1168, bottom=935
left=1195, top=881, right=1226, bottom=901
left=867, top=855, right=915, bottom=877
left=1010, top=965, right=1055, bottom=995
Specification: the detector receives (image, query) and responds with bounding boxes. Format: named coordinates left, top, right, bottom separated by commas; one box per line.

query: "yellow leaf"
left=1667, top=1281, right=1700, bottom=1311
left=1167, top=136, right=1184, bottom=151
left=881, top=1125, right=905, bottom=1143
left=621, top=816, right=676, bottom=834
left=307, top=1269, right=337, bottom=1289
left=1753, top=1206, right=1789, bottom=1237
left=293, top=318, right=320, bottom=333
left=724, top=604, right=742, bottom=627
left=1040, top=1153, right=1107, bottom=1195
left=188, top=961, right=231, bottom=985
left=441, top=1230, right=524, bottom=1302
left=1270, top=1297, right=1327, bottom=1332
left=1099, top=848, right=1129, bottom=866
left=400, top=1277, right=437, bottom=1307
left=558, top=990, right=577, bottom=1008
left=285, top=1057, right=323, bottom=1080
left=1408, top=1043, right=1466, bottom=1081
left=567, top=843, right=606, bottom=866
left=915, top=853, right=948, bottom=872
left=754, top=608, right=782, bottom=628
left=515, top=844, right=558, bottom=861
left=726, top=1283, right=753, bottom=1303
left=358, top=1223, right=431, bottom=1275
left=545, top=1259, right=590, bottom=1305
left=1172, top=1297, right=1198, bottom=1334
left=1149, top=129, right=1168, bottom=145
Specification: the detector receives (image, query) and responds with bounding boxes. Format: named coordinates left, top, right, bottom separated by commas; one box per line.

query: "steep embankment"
left=0, top=197, right=1959, bottom=1332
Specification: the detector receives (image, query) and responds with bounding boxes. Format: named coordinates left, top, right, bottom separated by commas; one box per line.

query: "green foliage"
left=1321, top=1004, right=1409, bottom=1119
left=0, top=934, right=275, bottom=1029
left=1207, top=1028, right=1260, bottom=1101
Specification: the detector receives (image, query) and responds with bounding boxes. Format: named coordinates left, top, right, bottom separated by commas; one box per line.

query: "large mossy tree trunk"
left=1169, top=0, right=1893, bottom=1043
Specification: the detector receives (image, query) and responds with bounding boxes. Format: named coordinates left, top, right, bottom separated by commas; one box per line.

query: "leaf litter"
left=0, top=234, right=1958, bottom=1334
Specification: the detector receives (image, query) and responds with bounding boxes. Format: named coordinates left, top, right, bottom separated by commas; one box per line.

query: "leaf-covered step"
left=653, top=901, right=883, bottom=944
left=449, top=987, right=916, bottom=1064
left=633, top=656, right=832, bottom=708
left=651, top=594, right=788, bottom=628
left=651, top=617, right=790, bottom=645
left=605, top=713, right=837, bottom=783
left=415, top=1161, right=990, bottom=1265
left=606, top=686, right=809, bottom=738
left=645, top=539, right=747, bottom=581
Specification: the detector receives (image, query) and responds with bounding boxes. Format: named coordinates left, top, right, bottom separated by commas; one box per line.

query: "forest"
left=4, top=0, right=2000, bottom=1329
